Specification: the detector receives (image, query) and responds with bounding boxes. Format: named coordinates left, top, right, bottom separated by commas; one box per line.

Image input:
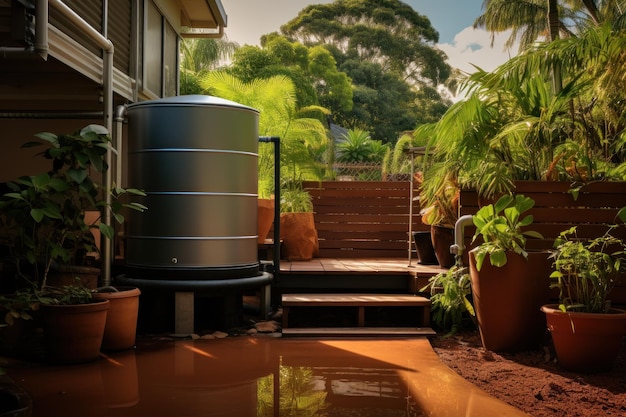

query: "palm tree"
left=199, top=72, right=332, bottom=197
left=180, top=37, right=238, bottom=95
left=475, top=0, right=626, bottom=50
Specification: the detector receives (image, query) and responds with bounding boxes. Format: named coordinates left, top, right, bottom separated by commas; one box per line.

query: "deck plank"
left=282, top=327, right=436, bottom=337
left=279, top=257, right=446, bottom=275
left=282, top=293, right=431, bottom=307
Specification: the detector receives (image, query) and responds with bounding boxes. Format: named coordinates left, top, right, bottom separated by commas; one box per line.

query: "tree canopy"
left=277, top=0, right=453, bottom=143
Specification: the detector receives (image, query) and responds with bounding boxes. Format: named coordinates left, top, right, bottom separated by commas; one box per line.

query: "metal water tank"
left=125, top=95, right=259, bottom=279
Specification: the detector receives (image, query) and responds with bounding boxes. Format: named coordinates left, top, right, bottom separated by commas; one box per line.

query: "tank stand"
left=116, top=273, right=274, bottom=335
left=175, top=292, right=195, bottom=334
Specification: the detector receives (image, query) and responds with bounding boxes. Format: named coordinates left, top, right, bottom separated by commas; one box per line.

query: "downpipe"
left=258, top=136, right=280, bottom=279
left=49, top=0, right=115, bottom=285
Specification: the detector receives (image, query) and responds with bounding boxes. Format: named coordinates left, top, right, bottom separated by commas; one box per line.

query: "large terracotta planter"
left=41, top=299, right=109, bottom=364
left=280, top=212, right=319, bottom=261
left=93, top=286, right=141, bottom=351
left=257, top=198, right=275, bottom=244
left=541, top=304, right=626, bottom=372
left=469, top=250, right=551, bottom=352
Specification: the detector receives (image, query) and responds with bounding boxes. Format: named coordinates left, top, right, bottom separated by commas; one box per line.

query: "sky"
left=221, top=0, right=517, bottom=75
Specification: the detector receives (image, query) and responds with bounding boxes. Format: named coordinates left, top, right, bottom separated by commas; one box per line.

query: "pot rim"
left=541, top=303, right=626, bottom=318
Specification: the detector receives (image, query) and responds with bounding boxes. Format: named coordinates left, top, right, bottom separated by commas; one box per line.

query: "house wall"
left=0, top=118, right=104, bottom=182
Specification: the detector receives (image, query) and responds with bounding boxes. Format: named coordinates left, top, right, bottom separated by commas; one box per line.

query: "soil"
left=430, top=329, right=626, bottom=417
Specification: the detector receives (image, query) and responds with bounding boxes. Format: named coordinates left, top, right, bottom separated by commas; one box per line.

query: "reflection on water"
left=6, top=337, right=424, bottom=417
left=258, top=365, right=420, bottom=417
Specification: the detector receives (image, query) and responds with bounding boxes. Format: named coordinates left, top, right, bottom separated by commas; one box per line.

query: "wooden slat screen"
left=302, top=181, right=429, bottom=258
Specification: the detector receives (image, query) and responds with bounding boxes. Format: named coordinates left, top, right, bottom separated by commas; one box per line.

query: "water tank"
left=125, top=95, right=260, bottom=279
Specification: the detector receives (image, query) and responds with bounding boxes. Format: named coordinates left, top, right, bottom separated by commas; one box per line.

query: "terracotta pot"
left=541, top=304, right=626, bottom=372
left=93, top=286, right=141, bottom=351
left=430, top=225, right=455, bottom=268
left=41, top=299, right=109, bottom=364
left=469, top=250, right=551, bottom=352
left=280, top=212, right=319, bottom=261
left=257, top=198, right=275, bottom=244
left=412, top=231, right=438, bottom=265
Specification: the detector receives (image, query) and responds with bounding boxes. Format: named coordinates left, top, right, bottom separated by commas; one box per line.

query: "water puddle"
left=4, top=337, right=530, bottom=417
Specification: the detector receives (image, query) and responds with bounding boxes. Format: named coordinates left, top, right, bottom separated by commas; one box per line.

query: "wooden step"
left=282, top=327, right=436, bottom=337
left=281, top=293, right=434, bottom=336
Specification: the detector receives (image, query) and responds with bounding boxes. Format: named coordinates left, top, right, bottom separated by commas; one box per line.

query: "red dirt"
left=430, top=329, right=626, bottom=417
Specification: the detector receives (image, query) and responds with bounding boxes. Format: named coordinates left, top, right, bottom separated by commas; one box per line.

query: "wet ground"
left=2, top=335, right=530, bottom=417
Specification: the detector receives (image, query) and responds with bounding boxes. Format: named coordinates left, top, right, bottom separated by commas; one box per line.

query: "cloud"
left=438, top=27, right=517, bottom=75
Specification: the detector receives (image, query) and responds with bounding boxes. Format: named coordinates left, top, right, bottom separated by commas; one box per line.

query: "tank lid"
left=127, top=95, right=258, bottom=113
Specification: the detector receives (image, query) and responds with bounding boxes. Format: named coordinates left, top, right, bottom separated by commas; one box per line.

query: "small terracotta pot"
left=541, top=304, right=626, bottom=372
left=41, top=299, right=109, bottom=364
left=93, top=287, right=141, bottom=351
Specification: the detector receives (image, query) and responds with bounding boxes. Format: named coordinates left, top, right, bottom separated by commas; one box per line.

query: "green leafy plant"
left=421, top=264, right=475, bottom=335
left=0, top=289, right=50, bottom=325
left=549, top=226, right=626, bottom=314
left=43, top=279, right=94, bottom=306
left=471, top=194, right=543, bottom=270
left=0, top=125, right=146, bottom=309
left=280, top=184, right=313, bottom=213
left=0, top=125, right=146, bottom=285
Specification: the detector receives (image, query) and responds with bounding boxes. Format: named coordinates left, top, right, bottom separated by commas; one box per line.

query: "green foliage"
left=0, top=289, right=46, bottom=325
left=280, top=185, right=313, bottom=213
left=334, top=59, right=425, bottom=143
left=0, top=125, right=147, bottom=291
left=279, top=0, right=452, bottom=142
left=471, top=194, right=543, bottom=270
left=200, top=72, right=332, bottom=196
left=474, top=0, right=626, bottom=53
left=549, top=226, right=626, bottom=313
left=227, top=36, right=352, bottom=114
left=419, top=23, right=626, bottom=225
left=44, top=279, right=94, bottom=305
left=421, top=265, right=475, bottom=335
left=336, top=128, right=388, bottom=163
left=281, top=0, right=448, bottom=85
left=180, top=37, right=238, bottom=95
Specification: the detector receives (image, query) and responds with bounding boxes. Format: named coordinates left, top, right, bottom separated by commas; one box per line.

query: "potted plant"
left=92, top=285, right=141, bottom=351
left=468, top=194, right=552, bottom=352
left=38, top=280, right=109, bottom=364
left=279, top=183, right=319, bottom=261
left=421, top=264, right=475, bottom=335
left=417, top=173, right=458, bottom=268
left=0, top=124, right=146, bottom=361
left=541, top=224, right=626, bottom=372
left=0, top=124, right=146, bottom=289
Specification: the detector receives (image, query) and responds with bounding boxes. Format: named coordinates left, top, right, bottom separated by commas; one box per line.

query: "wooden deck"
left=281, top=293, right=436, bottom=337
left=279, top=257, right=445, bottom=275
left=271, top=257, right=448, bottom=306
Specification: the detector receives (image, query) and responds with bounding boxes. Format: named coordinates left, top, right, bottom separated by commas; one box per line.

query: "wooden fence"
left=302, top=181, right=428, bottom=258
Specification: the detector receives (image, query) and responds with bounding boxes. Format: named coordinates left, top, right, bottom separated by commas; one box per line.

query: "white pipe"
left=451, top=215, right=474, bottom=256
left=114, top=105, right=127, bottom=188
left=49, top=0, right=115, bottom=285
left=35, top=0, right=48, bottom=59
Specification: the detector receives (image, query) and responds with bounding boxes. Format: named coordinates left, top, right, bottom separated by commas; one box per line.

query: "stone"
left=255, top=320, right=281, bottom=333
